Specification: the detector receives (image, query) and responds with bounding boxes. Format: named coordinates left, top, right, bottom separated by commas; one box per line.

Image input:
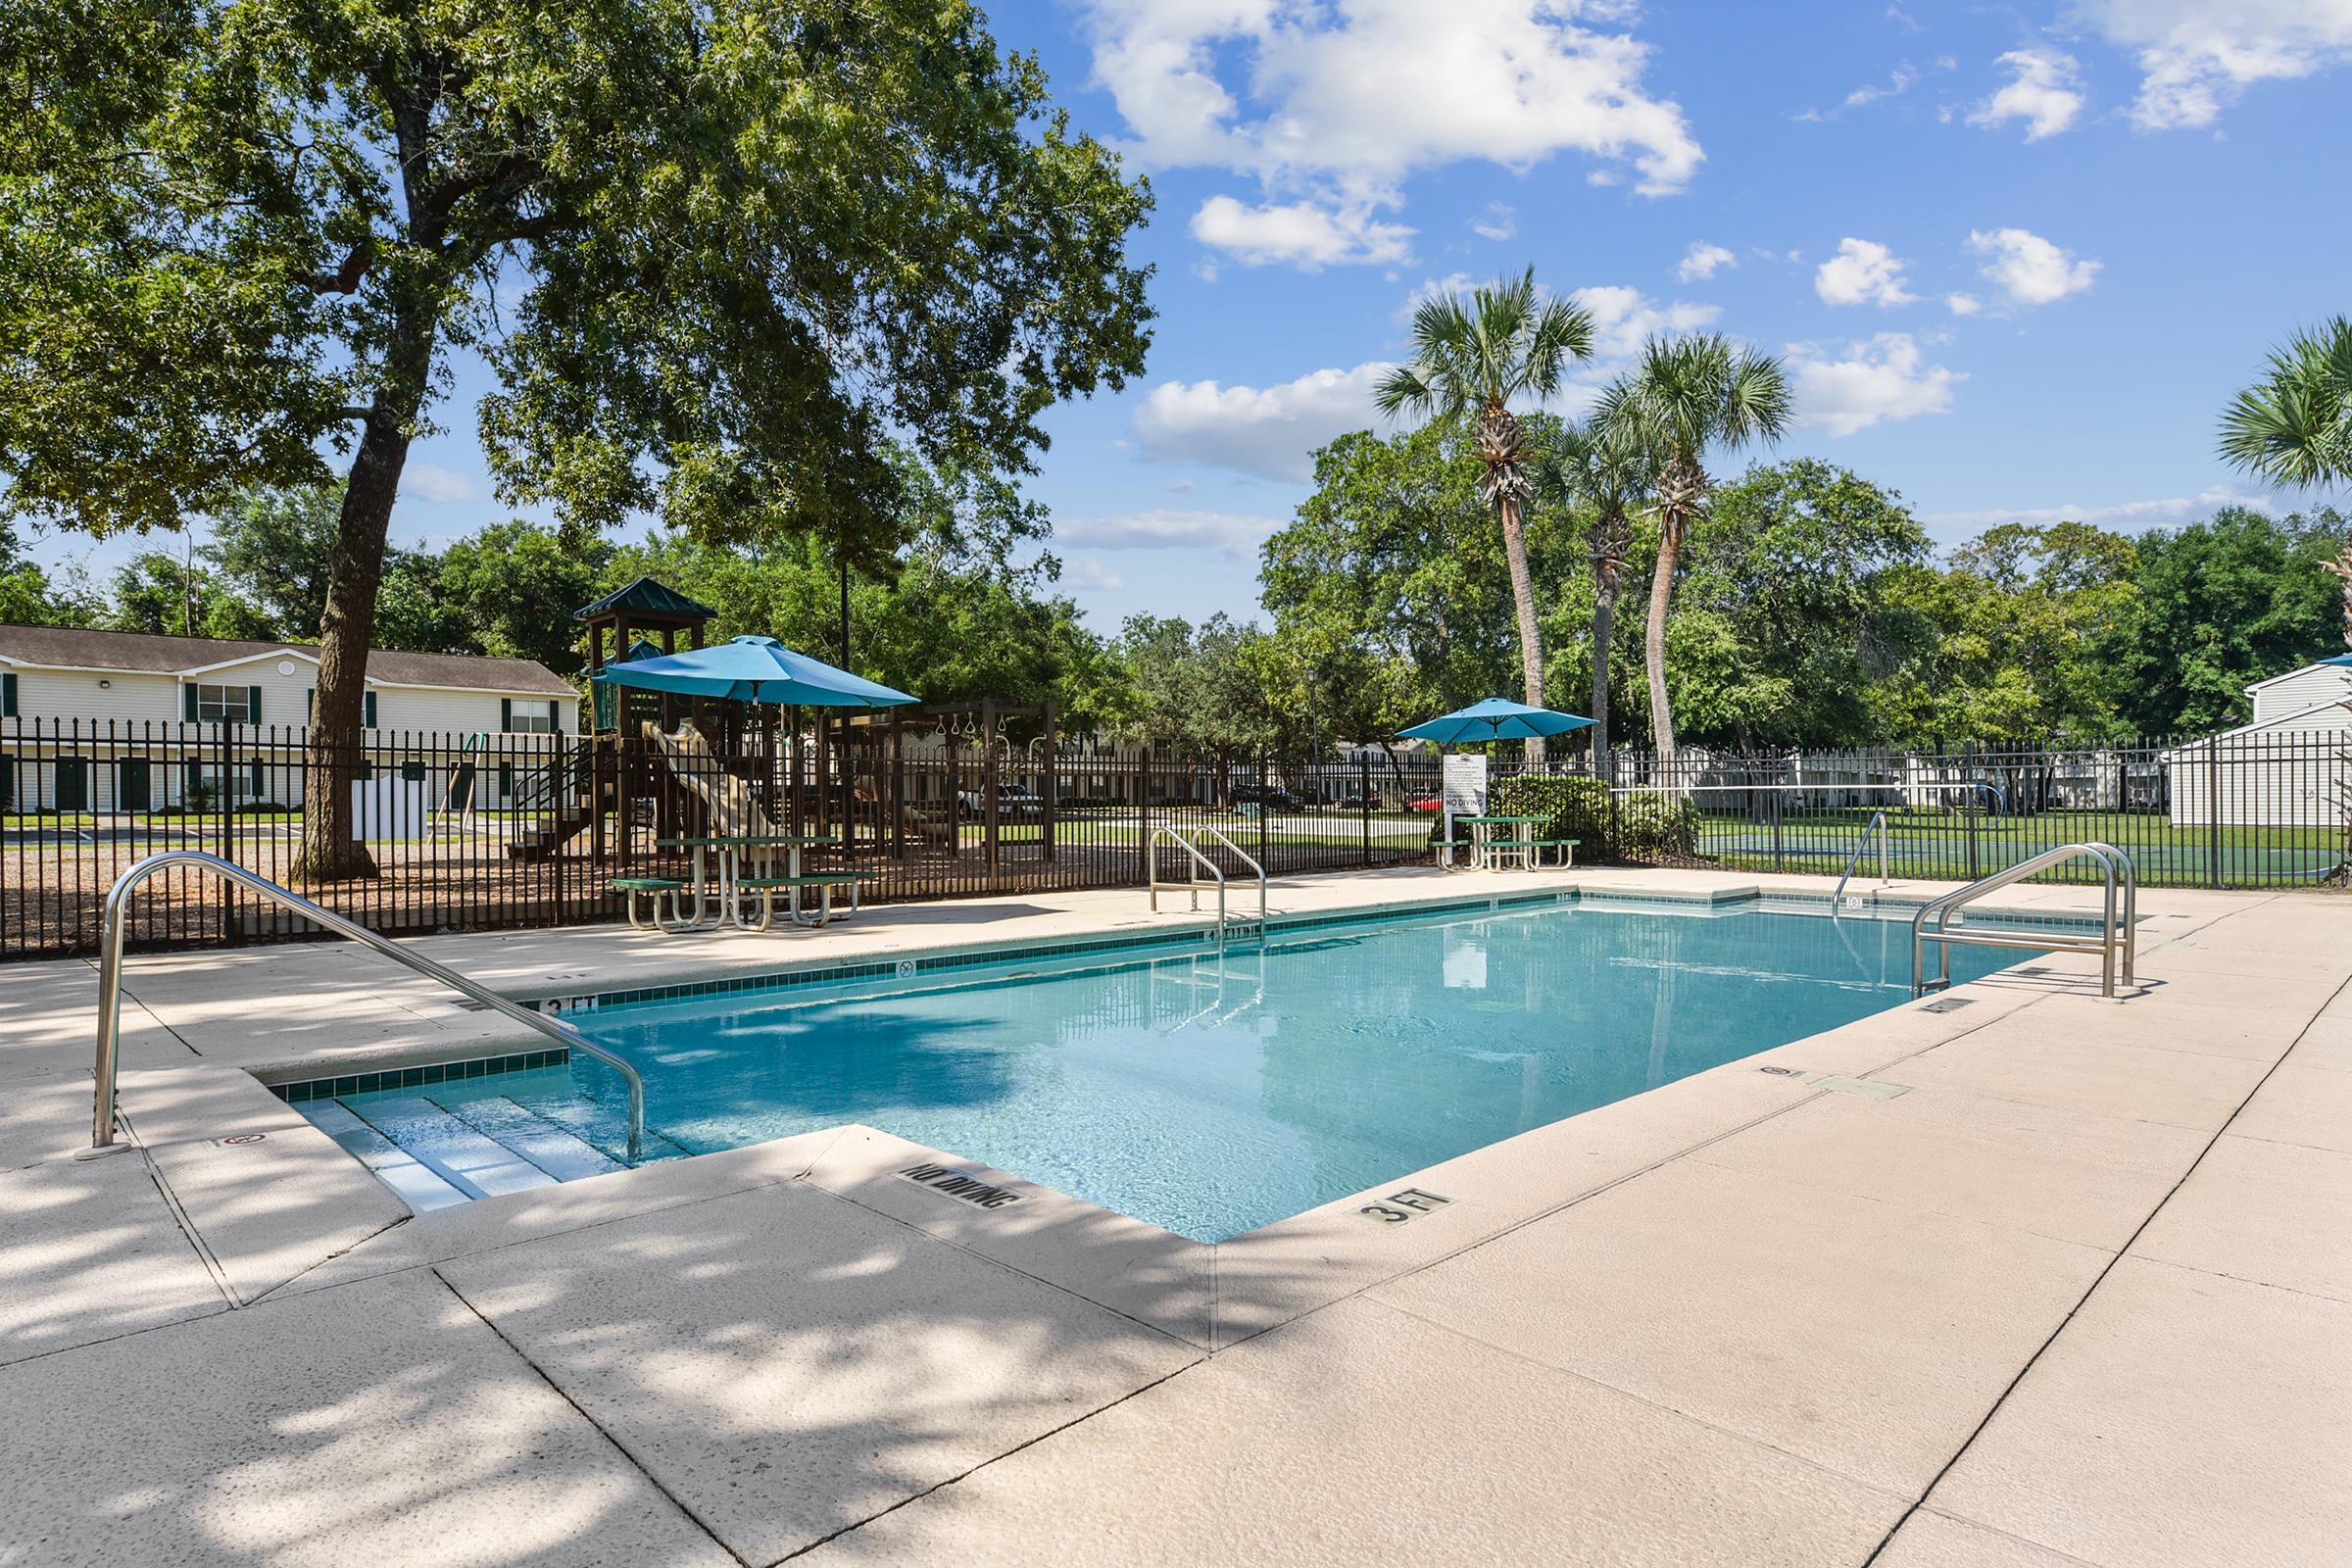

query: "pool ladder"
left=89, top=850, right=647, bottom=1161
left=1148, top=825, right=1268, bottom=949
left=1833, top=810, right=1891, bottom=914
left=1911, top=842, right=2136, bottom=1001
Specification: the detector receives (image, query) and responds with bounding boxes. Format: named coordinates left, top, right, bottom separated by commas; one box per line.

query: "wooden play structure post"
left=571, top=577, right=714, bottom=869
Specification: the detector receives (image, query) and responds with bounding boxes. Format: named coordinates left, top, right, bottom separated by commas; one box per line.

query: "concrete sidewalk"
left=1, top=868, right=2346, bottom=1565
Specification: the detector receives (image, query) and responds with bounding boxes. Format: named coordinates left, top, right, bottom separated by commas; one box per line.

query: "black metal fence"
left=1600, top=734, right=2348, bottom=889
left=0, top=720, right=1450, bottom=959
left=4, top=719, right=2344, bottom=960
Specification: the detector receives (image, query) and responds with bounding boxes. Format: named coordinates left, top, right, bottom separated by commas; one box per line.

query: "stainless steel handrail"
left=1910, top=842, right=2136, bottom=1000
left=1833, top=810, right=1890, bottom=915
left=1148, top=827, right=1229, bottom=947
left=92, top=851, right=646, bottom=1161
left=1183, top=824, right=1269, bottom=928
left=1147, top=825, right=1269, bottom=948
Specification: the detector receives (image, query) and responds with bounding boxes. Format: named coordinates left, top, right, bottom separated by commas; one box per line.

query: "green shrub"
left=1485, top=773, right=1699, bottom=860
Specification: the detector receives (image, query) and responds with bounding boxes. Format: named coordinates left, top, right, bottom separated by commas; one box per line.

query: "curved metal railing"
left=1147, top=825, right=1268, bottom=948
left=1833, top=810, right=1890, bottom=915
left=1910, top=842, right=2136, bottom=1000
left=91, top=851, right=646, bottom=1161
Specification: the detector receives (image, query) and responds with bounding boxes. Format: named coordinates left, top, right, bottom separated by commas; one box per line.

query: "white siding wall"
left=4, top=654, right=575, bottom=813
left=2166, top=708, right=2352, bottom=827
left=2249, top=664, right=2352, bottom=724
left=370, top=687, right=572, bottom=736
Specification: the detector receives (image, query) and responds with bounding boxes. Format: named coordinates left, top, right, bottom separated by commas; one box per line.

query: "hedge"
left=1485, top=773, right=1699, bottom=860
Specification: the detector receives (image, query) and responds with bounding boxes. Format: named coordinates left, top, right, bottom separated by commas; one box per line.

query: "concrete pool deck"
left=0, top=864, right=2345, bottom=1564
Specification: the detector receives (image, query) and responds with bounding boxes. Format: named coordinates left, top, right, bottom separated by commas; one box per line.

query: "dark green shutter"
left=1, top=671, right=15, bottom=717
left=246, top=685, right=262, bottom=723
left=363, top=692, right=377, bottom=727
left=183, top=685, right=198, bottom=721
left=500, top=698, right=513, bottom=731
left=249, top=760, right=263, bottom=796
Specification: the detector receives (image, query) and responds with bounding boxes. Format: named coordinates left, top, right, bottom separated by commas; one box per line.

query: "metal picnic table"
left=654, top=834, right=842, bottom=928
left=1455, top=815, right=1550, bottom=872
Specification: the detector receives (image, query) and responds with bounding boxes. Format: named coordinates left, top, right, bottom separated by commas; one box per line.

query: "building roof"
left=2159, top=697, right=2352, bottom=753
left=572, top=576, right=715, bottom=623
left=2245, top=659, right=2352, bottom=694
left=0, top=624, right=576, bottom=696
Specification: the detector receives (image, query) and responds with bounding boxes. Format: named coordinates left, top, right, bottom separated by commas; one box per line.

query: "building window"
left=188, top=683, right=260, bottom=723
left=502, top=699, right=560, bottom=733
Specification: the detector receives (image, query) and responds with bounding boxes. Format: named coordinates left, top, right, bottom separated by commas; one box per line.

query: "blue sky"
left=27, top=0, right=2352, bottom=633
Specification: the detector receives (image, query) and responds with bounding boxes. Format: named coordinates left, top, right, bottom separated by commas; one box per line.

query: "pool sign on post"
left=1442, top=754, right=1488, bottom=867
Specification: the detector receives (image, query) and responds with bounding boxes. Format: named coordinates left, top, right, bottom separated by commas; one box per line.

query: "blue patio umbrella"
left=2323, top=653, right=2352, bottom=667
left=591, top=636, right=917, bottom=708
left=1397, top=697, right=1595, bottom=745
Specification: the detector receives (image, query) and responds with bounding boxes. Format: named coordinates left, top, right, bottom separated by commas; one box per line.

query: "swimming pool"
left=295, top=896, right=2029, bottom=1240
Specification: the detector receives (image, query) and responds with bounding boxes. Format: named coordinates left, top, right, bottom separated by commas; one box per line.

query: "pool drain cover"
left=1921, top=997, right=1974, bottom=1013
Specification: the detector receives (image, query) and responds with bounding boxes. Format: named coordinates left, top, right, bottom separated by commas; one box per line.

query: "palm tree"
left=1598, top=334, right=1789, bottom=761
left=1544, top=416, right=1657, bottom=780
left=1377, top=270, right=1593, bottom=760
left=2219, top=317, right=2352, bottom=490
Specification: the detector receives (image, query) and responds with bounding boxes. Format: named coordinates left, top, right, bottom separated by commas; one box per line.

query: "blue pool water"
left=321, top=900, right=2019, bottom=1240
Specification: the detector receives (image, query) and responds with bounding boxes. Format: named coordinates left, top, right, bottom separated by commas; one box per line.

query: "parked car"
left=955, top=784, right=1045, bottom=820
left=1408, top=793, right=1444, bottom=813
left=1229, top=783, right=1309, bottom=812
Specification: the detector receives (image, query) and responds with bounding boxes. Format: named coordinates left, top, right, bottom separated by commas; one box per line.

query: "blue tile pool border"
left=270, top=1048, right=571, bottom=1104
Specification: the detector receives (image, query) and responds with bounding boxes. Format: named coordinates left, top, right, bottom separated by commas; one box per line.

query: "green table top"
left=1459, top=814, right=1548, bottom=824
left=656, top=834, right=840, bottom=849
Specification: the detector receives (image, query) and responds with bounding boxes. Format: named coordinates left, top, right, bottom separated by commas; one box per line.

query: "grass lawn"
left=1693, top=806, right=2343, bottom=885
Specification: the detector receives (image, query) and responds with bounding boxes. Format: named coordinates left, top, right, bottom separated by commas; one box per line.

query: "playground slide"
left=643, top=721, right=781, bottom=838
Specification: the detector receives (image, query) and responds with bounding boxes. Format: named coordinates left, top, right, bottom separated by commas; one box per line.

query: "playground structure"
left=504, top=581, right=1078, bottom=879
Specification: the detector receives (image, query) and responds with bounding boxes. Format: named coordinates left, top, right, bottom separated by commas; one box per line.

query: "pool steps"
left=303, top=1088, right=629, bottom=1211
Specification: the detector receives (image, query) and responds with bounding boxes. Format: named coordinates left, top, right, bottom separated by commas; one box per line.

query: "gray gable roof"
left=0, top=624, right=577, bottom=697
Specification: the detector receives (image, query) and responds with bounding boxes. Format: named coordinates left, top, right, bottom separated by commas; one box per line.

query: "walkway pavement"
left=1, top=866, right=2346, bottom=1565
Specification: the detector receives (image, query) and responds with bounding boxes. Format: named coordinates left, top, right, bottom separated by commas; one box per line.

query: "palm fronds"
left=2219, top=317, right=2352, bottom=489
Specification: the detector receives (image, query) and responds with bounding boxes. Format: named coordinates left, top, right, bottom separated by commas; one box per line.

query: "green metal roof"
left=572, top=576, right=716, bottom=622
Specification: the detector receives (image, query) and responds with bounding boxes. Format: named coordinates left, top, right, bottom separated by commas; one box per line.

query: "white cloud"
left=1814, top=238, right=1918, bottom=308
left=1569, top=285, right=1722, bottom=360
left=2070, top=0, right=2352, bottom=128
left=1968, top=226, right=2100, bottom=305
left=1788, top=333, right=1963, bottom=436
left=1056, top=511, right=1287, bottom=561
left=1131, top=364, right=1394, bottom=482
left=1968, top=48, right=2086, bottom=139
left=1393, top=272, right=1475, bottom=325
left=398, top=463, right=481, bottom=504
left=1843, top=63, right=1920, bottom=107
left=1677, top=242, right=1737, bottom=282
left=1057, top=555, right=1129, bottom=592
left=1190, top=195, right=1414, bottom=270
left=1471, top=202, right=1517, bottom=241
left=1074, top=0, right=1705, bottom=217
left=1923, top=484, right=2276, bottom=530
left=1945, top=292, right=1984, bottom=317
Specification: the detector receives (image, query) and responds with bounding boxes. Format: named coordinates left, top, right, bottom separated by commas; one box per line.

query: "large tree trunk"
left=1645, top=450, right=1709, bottom=766
left=1591, top=508, right=1624, bottom=781
left=1497, top=491, right=1546, bottom=765
left=292, top=310, right=435, bottom=882
left=1644, top=511, right=1682, bottom=764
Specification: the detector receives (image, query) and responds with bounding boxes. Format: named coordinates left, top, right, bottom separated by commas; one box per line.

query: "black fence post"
left=1966, top=790, right=1981, bottom=881
left=2207, top=731, right=2224, bottom=890
left=1255, top=752, right=1270, bottom=870
left=1359, top=755, right=1371, bottom=866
